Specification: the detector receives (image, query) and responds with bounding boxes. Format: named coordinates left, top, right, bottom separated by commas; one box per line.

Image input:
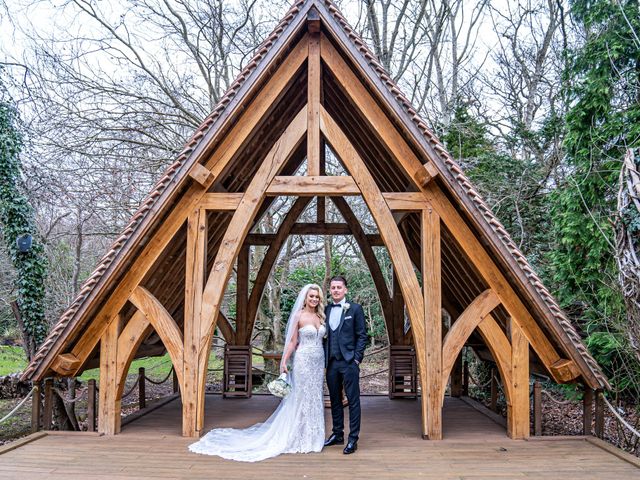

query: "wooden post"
left=87, top=379, right=96, bottom=432
left=30, top=381, right=41, bottom=433
left=450, top=354, right=463, bottom=397
left=422, top=207, right=442, bottom=439
left=595, top=390, right=604, bottom=438
left=583, top=386, right=594, bottom=436
left=508, top=319, right=530, bottom=439
left=98, top=316, right=121, bottom=435
left=43, top=378, right=53, bottom=430
left=235, top=245, right=249, bottom=345
left=533, top=380, right=542, bottom=436
left=462, top=359, right=469, bottom=396
left=138, top=367, right=146, bottom=410
left=307, top=16, right=321, bottom=176
left=391, top=270, right=404, bottom=345
left=173, top=368, right=179, bottom=394
left=490, top=368, right=498, bottom=412
left=183, top=207, right=207, bottom=437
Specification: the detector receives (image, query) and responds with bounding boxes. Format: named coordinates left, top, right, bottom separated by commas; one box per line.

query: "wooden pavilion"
left=21, top=0, right=608, bottom=442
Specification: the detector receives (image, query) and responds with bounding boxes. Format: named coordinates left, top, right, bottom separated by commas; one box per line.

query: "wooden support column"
left=450, top=354, right=463, bottom=397
left=490, top=368, right=498, bottom=412
left=508, top=319, right=530, bottom=439
left=98, top=316, right=121, bottom=435
left=392, top=270, right=404, bottom=345
left=42, top=378, right=53, bottom=430
left=533, top=380, right=542, bottom=436
left=595, top=390, right=604, bottom=438
left=307, top=19, right=321, bottom=176
left=422, top=207, right=442, bottom=439
left=236, top=244, right=250, bottom=345
left=183, top=207, right=207, bottom=437
left=30, top=381, right=41, bottom=433
left=87, top=379, right=96, bottom=432
left=463, top=359, right=469, bottom=396
left=138, top=367, right=146, bottom=410
left=583, top=387, right=594, bottom=436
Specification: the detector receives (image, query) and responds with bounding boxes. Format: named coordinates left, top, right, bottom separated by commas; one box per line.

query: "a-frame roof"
left=23, top=0, right=608, bottom=390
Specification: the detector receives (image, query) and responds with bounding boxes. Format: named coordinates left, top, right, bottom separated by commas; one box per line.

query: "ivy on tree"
left=0, top=95, right=48, bottom=360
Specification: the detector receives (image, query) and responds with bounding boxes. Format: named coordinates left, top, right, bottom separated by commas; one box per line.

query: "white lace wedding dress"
left=188, top=324, right=326, bottom=462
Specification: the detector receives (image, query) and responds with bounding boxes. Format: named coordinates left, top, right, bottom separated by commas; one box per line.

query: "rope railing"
left=541, top=389, right=574, bottom=406
left=600, top=392, right=640, bottom=439
left=122, top=376, right=140, bottom=399
left=360, top=368, right=387, bottom=379
left=143, top=366, right=174, bottom=385
left=0, top=386, right=36, bottom=424
left=53, top=386, right=88, bottom=404
left=466, top=370, right=492, bottom=389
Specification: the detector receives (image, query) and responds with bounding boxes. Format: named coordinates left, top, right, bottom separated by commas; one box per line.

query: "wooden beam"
left=244, top=229, right=383, bottom=245
left=216, top=312, right=236, bottom=345
left=115, top=311, right=153, bottom=399
left=188, top=163, right=214, bottom=187
left=423, top=184, right=566, bottom=382
left=66, top=35, right=309, bottom=377
left=476, top=313, right=513, bottom=401
left=307, top=30, right=321, bottom=176
left=200, top=106, right=307, bottom=338
left=320, top=35, right=427, bottom=188
left=247, top=198, right=312, bottom=333
left=183, top=207, right=207, bottom=437
left=199, top=193, right=243, bottom=210
left=331, top=196, right=393, bottom=331
left=384, top=192, right=426, bottom=211
left=414, top=161, right=439, bottom=187
left=267, top=175, right=360, bottom=196
left=307, top=7, right=321, bottom=34
left=320, top=106, right=427, bottom=435
left=422, top=206, right=442, bottom=439
left=441, top=289, right=501, bottom=388
left=509, top=318, right=530, bottom=439
left=128, top=286, right=185, bottom=391
left=235, top=245, right=250, bottom=345
left=549, top=358, right=580, bottom=383
left=98, top=315, right=121, bottom=435
left=51, top=353, right=81, bottom=376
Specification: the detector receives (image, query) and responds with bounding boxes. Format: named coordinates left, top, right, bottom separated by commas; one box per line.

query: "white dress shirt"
left=329, top=298, right=345, bottom=331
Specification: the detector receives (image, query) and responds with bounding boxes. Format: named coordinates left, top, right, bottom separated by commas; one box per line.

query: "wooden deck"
left=1, top=395, right=638, bottom=479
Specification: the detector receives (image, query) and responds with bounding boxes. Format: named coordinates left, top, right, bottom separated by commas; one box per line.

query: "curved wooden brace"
left=246, top=197, right=313, bottom=335
left=476, top=313, right=514, bottom=403
left=320, top=106, right=431, bottom=435
left=331, top=196, right=393, bottom=331
left=216, top=312, right=236, bottom=345
left=441, top=289, right=501, bottom=387
left=115, top=310, right=153, bottom=399
left=129, top=286, right=185, bottom=391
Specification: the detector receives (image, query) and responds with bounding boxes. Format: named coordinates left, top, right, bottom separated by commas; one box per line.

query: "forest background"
left=0, top=0, right=638, bottom=408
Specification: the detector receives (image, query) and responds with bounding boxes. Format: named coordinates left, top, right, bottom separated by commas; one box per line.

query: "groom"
left=323, top=275, right=368, bottom=454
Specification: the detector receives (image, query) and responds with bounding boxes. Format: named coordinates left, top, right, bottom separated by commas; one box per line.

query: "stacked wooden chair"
left=389, top=345, right=417, bottom=398
left=223, top=345, right=252, bottom=398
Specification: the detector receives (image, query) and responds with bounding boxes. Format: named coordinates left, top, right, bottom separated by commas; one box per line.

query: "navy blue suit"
left=324, top=301, right=368, bottom=443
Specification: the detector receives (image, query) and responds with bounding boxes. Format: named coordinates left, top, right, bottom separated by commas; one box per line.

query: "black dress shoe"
left=343, top=441, right=358, bottom=454
left=324, top=434, right=344, bottom=446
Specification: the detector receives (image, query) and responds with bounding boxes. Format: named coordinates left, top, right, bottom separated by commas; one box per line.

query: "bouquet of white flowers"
left=267, top=373, right=291, bottom=398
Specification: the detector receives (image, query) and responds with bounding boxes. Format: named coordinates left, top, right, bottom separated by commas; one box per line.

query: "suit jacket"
left=324, top=300, right=368, bottom=367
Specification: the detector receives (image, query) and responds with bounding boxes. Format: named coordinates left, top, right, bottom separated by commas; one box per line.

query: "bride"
left=188, top=284, right=327, bottom=462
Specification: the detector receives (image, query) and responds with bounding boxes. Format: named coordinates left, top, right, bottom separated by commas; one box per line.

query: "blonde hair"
left=303, top=284, right=326, bottom=324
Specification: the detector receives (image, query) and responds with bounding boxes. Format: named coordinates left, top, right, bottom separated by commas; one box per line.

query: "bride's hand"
left=280, top=363, right=288, bottom=374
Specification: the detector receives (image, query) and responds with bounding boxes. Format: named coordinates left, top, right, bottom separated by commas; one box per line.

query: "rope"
left=121, top=377, right=140, bottom=399
left=0, top=387, right=36, bottom=423
left=541, top=389, right=574, bottom=405
left=467, top=371, right=492, bottom=389
left=251, top=367, right=278, bottom=378
left=53, top=386, right=88, bottom=404
left=144, top=366, right=174, bottom=385
left=360, top=368, right=387, bottom=379
left=600, top=393, right=640, bottom=439
left=363, top=347, right=387, bottom=358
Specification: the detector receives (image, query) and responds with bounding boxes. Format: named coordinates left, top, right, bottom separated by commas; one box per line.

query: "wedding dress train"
left=188, top=324, right=326, bottom=462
